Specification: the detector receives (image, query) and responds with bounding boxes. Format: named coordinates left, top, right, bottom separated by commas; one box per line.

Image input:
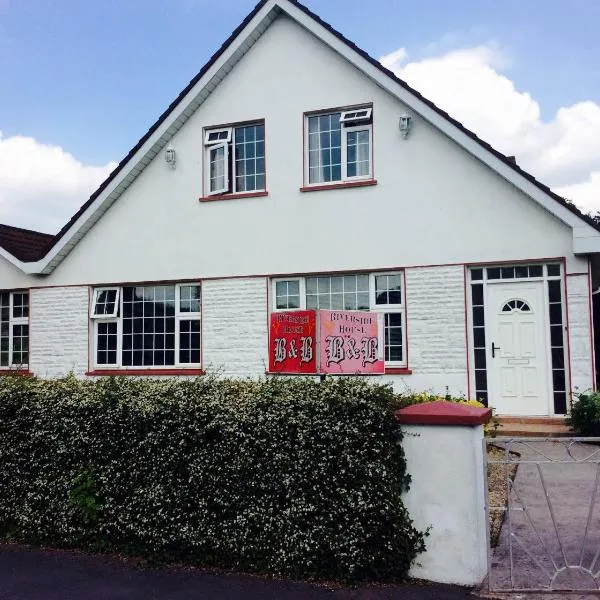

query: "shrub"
left=0, top=374, right=425, bottom=582
left=566, top=392, right=600, bottom=436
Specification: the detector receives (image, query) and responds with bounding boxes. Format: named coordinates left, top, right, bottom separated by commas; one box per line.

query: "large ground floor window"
left=91, top=283, right=200, bottom=369
left=272, top=272, right=405, bottom=367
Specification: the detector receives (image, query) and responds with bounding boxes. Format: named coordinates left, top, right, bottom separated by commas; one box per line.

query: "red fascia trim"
left=395, top=400, right=492, bottom=426
left=299, top=179, right=377, bottom=192
left=199, top=191, right=268, bottom=202
left=384, top=368, right=412, bottom=375
left=0, top=369, right=33, bottom=377
left=86, top=369, right=205, bottom=376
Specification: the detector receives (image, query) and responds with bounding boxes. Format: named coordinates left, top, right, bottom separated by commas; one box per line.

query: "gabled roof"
left=0, top=224, right=54, bottom=263
left=5, top=0, right=600, bottom=274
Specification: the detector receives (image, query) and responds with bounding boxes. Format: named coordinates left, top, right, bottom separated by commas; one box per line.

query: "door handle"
left=492, top=342, right=500, bottom=358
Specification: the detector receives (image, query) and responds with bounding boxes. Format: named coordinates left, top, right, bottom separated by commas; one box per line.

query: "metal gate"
left=484, top=437, right=600, bottom=594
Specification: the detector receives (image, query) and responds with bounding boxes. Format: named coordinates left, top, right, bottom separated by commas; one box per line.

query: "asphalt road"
left=0, top=544, right=473, bottom=600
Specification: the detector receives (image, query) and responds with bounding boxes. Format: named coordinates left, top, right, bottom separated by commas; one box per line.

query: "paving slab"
left=0, top=543, right=472, bottom=600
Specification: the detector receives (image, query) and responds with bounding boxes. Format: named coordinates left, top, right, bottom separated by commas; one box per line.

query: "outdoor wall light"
left=399, top=114, right=412, bottom=139
left=165, top=145, right=177, bottom=169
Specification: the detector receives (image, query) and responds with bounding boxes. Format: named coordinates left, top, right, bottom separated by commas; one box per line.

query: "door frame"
left=484, top=279, right=553, bottom=416
left=467, top=262, right=569, bottom=416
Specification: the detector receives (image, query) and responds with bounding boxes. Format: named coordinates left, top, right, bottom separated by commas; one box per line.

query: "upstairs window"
left=204, top=122, right=265, bottom=195
left=305, top=106, right=372, bottom=185
left=0, top=291, right=29, bottom=368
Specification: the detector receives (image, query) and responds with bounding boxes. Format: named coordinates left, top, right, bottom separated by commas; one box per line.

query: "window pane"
left=547, top=264, right=561, bottom=277
left=94, top=289, right=117, bottom=316
left=308, top=113, right=342, bottom=183
left=209, top=146, right=226, bottom=192
left=346, top=127, right=370, bottom=178
left=375, top=274, right=402, bottom=306
left=121, top=286, right=177, bottom=366
left=179, top=319, right=201, bottom=364
left=11, top=324, right=28, bottom=366
left=12, top=292, right=29, bottom=319
left=96, top=321, right=117, bottom=366
left=179, top=285, right=201, bottom=313
left=384, top=313, right=403, bottom=363
left=275, top=280, right=301, bottom=310
left=234, top=123, right=265, bottom=192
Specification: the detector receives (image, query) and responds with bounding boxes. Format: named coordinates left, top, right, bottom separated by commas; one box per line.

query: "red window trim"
left=299, top=179, right=377, bottom=193
left=384, top=368, right=412, bottom=375
left=0, top=369, right=33, bottom=377
left=86, top=369, right=205, bottom=376
left=199, top=191, right=268, bottom=202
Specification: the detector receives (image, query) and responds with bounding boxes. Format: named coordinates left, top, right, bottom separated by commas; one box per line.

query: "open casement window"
left=204, top=122, right=265, bottom=195
left=91, top=283, right=201, bottom=369
left=270, top=272, right=405, bottom=367
left=0, top=291, right=29, bottom=368
left=305, top=107, right=373, bottom=185
left=92, top=288, right=120, bottom=318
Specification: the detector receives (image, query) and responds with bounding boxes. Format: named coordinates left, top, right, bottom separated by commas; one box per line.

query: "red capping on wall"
left=299, top=179, right=377, bottom=193
left=394, top=400, right=492, bottom=426
left=384, top=368, right=412, bottom=375
left=0, top=370, right=33, bottom=377
left=199, top=191, right=268, bottom=202
left=86, top=369, right=205, bottom=377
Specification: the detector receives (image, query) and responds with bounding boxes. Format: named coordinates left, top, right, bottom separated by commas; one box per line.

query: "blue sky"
left=1, top=0, right=600, bottom=231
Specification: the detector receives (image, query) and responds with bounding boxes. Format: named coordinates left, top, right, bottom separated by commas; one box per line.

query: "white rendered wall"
left=29, top=287, right=89, bottom=377
left=44, top=13, right=584, bottom=287
left=401, top=423, right=488, bottom=586
left=202, top=278, right=268, bottom=377
left=567, top=274, right=594, bottom=394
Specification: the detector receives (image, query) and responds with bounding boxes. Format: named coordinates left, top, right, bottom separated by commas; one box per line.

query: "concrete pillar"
left=395, top=401, right=491, bottom=586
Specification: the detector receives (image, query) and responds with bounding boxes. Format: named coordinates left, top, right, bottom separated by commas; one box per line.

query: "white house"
left=0, top=0, right=598, bottom=417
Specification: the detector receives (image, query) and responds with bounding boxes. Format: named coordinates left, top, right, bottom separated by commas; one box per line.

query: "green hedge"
left=0, top=375, right=425, bottom=582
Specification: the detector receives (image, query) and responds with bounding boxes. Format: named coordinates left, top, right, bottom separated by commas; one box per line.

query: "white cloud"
left=0, top=132, right=117, bottom=233
left=380, top=44, right=600, bottom=215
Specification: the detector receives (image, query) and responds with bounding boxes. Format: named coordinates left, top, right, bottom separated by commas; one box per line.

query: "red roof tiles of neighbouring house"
left=0, top=224, right=55, bottom=263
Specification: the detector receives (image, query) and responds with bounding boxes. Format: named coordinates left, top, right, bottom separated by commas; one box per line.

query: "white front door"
left=486, top=282, right=550, bottom=416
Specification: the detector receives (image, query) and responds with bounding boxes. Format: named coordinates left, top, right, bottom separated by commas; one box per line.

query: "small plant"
left=69, top=469, right=101, bottom=525
left=566, top=392, right=600, bottom=436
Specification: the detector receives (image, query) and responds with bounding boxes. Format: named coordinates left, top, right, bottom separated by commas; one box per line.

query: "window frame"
left=303, top=106, right=373, bottom=187
left=342, top=124, right=373, bottom=181
left=90, top=283, right=201, bottom=370
left=207, top=142, right=230, bottom=196
left=339, top=107, right=372, bottom=123
left=270, top=272, right=406, bottom=368
left=204, top=121, right=266, bottom=196
left=91, top=287, right=120, bottom=318
left=0, top=290, right=29, bottom=369
left=204, top=127, right=232, bottom=145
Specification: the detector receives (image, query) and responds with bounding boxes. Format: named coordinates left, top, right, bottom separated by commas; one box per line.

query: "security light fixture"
left=399, top=114, right=412, bottom=139
left=165, top=145, right=176, bottom=169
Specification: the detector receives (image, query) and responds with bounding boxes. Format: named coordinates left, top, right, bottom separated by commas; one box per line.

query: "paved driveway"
left=0, top=544, right=471, bottom=600
left=489, top=439, right=600, bottom=595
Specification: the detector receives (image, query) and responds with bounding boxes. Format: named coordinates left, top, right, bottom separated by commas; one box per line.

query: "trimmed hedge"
left=0, top=375, right=425, bottom=582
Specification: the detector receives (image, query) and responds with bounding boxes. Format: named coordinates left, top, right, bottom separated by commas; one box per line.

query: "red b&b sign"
left=268, top=310, right=318, bottom=374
